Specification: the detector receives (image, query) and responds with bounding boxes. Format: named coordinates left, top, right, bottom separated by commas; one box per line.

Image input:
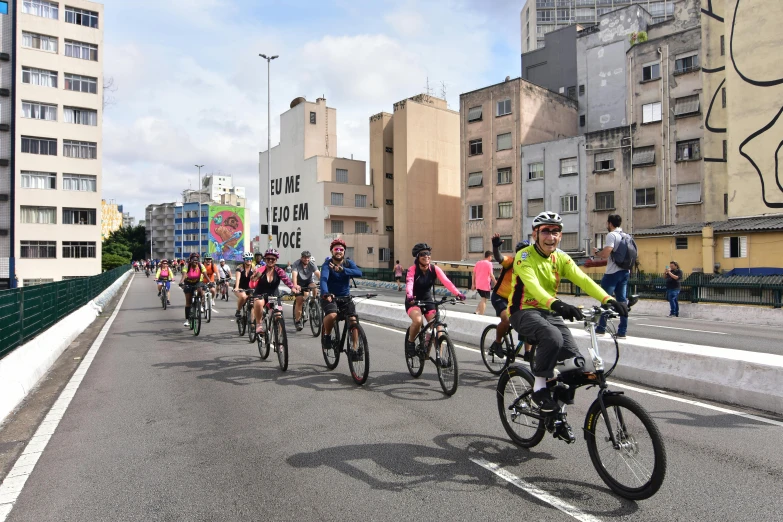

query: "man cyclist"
left=508, top=211, right=628, bottom=413
left=155, top=259, right=173, bottom=306
left=218, top=259, right=232, bottom=300
left=203, top=255, right=220, bottom=311
left=292, top=250, right=321, bottom=331
left=320, top=238, right=363, bottom=360
left=254, top=251, right=266, bottom=269
left=488, top=234, right=530, bottom=360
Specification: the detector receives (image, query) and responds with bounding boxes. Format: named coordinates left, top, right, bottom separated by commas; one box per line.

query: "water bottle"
left=556, top=356, right=586, bottom=373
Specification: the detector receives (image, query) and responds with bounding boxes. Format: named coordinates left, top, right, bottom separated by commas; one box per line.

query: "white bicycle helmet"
left=531, top=211, right=563, bottom=229
left=242, top=252, right=254, bottom=261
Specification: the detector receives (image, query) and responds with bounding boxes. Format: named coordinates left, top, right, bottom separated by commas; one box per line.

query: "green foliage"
left=102, top=253, right=130, bottom=271
left=630, top=31, right=648, bottom=46
left=103, top=225, right=148, bottom=261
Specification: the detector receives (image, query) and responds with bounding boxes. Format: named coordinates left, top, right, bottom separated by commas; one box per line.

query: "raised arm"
left=433, top=265, right=462, bottom=296
left=405, top=265, right=416, bottom=299
left=342, top=259, right=362, bottom=278
left=491, top=234, right=504, bottom=263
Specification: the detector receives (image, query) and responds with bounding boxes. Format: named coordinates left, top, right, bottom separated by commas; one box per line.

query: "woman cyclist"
left=178, top=253, right=207, bottom=327
left=405, top=243, right=466, bottom=356
left=234, top=252, right=258, bottom=318
left=155, top=259, right=173, bottom=306
left=250, top=249, right=299, bottom=334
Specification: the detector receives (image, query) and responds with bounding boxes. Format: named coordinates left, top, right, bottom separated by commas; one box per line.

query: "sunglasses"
left=418, top=252, right=431, bottom=257
left=264, top=257, right=278, bottom=262
left=332, top=247, right=345, bottom=252
left=538, top=227, right=562, bottom=236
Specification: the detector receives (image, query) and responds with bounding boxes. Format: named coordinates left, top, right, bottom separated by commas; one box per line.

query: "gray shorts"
left=510, top=308, right=581, bottom=378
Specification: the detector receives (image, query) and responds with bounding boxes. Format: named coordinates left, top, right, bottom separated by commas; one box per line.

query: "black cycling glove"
left=604, top=299, right=629, bottom=317
left=550, top=300, right=584, bottom=322
left=491, top=235, right=502, bottom=248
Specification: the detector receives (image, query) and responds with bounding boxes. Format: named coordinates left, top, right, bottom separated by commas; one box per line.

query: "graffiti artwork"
left=208, top=206, right=245, bottom=261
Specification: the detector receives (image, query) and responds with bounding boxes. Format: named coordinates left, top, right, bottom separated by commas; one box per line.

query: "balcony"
left=324, top=205, right=380, bottom=219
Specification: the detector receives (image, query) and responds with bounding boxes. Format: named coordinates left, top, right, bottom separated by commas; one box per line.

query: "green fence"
left=0, top=265, right=131, bottom=359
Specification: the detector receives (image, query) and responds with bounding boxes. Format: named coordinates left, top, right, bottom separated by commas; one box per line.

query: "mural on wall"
left=208, top=206, right=245, bottom=261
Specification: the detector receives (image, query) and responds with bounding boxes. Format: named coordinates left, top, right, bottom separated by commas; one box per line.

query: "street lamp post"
left=195, top=164, right=204, bottom=257
left=260, top=53, right=278, bottom=249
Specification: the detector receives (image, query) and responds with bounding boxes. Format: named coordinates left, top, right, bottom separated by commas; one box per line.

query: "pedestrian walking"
left=472, top=250, right=496, bottom=315
left=393, top=260, right=404, bottom=291
left=593, top=214, right=633, bottom=339
left=664, top=261, right=683, bottom=317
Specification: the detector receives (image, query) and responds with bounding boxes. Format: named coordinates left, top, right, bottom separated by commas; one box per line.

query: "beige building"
left=369, top=94, right=461, bottom=266
left=459, top=77, right=578, bottom=261
left=100, top=199, right=121, bottom=240
left=260, top=97, right=388, bottom=267
left=12, top=0, right=104, bottom=286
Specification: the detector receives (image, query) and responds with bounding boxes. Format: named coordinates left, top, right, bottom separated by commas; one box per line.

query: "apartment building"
left=10, top=0, right=104, bottom=286
left=145, top=202, right=176, bottom=260
left=460, top=77, right=578, bottom=261
left=369, top=94, right=461, bottom=266
left=260, top=97, right=388, bottom=267
left=183, top=173, right=246, bottom=207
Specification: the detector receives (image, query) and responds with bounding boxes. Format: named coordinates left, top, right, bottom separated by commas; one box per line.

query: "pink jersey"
left=473, top=259, right=493, bottom=291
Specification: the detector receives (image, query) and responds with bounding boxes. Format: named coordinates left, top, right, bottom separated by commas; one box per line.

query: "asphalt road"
left=359, top=285, right=783, bottom=356
left=2, top=274, right=783, bottom=521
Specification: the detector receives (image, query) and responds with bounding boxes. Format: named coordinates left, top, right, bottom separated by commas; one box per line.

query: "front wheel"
left=257, top=315, right=271, bottom=360
left=347, top=324, right=370, bottom=386
left=322, top=321, right=340, bottom=370
left=237, top=309, right=246, bottom=336
left=435, top=334, right=458, bottom=396
left=274, top=316, right=288, bottom=371
left=309, top=299, right=322, bottom=337
left=192, top=298, right=201, bottom=336
left=404, top=327, right=424, bottom=378
left=496, top=365, right=545, bottom=448
left=161, top=291, right=167, bottom=310
left=205, top=294, right=212, bottom=323
left=585, top=394, right=667, bottom=500
left=480, top=324, right=511, bottom=375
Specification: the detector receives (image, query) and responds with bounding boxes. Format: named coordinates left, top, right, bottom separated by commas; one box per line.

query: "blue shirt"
left=320, top=258, right=362, bottom=296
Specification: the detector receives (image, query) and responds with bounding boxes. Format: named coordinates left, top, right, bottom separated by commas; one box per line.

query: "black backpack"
left=611, top=232, right=638, bottom=271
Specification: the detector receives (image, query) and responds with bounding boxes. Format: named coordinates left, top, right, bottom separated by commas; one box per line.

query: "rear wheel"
left=404, top=327, right=425, bottom=378
left=435, top=334, right=458, bottom=396
left=496, top=365, right=545, bottom=448
left=347, top=324, right=370, bottom=386
left=274, top=316, right=288, bottom=371
left=237, top=309, right=246, bottom=336
left=192, top=298, right=201, bottom=336
left=309, top=299, right=322, bottom=337
left=322, top=321, right=340, bottom=370
left=480, top=324, right=510, bottom=375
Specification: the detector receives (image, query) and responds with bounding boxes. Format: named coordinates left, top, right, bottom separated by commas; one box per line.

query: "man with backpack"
left=593, top=214, right=636, bottom=339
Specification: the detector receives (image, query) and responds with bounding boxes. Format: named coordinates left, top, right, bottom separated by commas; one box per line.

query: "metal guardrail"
left=0, top=265, right=131, bottom=359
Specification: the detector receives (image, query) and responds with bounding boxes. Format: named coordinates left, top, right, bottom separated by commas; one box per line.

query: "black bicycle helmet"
left=515, top=240, right=530, bottom=252
left=411, top=243, right=432, bottom=258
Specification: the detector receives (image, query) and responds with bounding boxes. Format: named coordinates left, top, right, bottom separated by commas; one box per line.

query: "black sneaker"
left=296, top=320, right=303, bottom=331
left=157, top=291, right=161, bottom=297
left=405, top=340, right=416, bottom=357
left=322, top=335, right=332, bottom=351
left=234, top=310, right=241, bottom=318
left=531, top=389, right=559, bottom=413
left=490, top=341, right=505, bottom=359
left=350, top=349, right=363, bottom=361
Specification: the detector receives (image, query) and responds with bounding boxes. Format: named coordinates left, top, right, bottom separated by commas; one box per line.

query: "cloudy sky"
left=102, top=0, right=522, bottom=235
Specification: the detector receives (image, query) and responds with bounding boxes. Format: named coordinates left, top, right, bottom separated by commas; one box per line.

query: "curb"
left=0, top=271, right=132, bottom=426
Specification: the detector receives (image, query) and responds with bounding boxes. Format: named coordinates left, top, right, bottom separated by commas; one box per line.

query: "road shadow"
left=651, top=409, right=775, bottom=429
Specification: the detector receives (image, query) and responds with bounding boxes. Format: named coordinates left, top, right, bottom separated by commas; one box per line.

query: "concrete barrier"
left=355, top=299, right=783, bottom=415
left=0, top=271, right=131, bottom=426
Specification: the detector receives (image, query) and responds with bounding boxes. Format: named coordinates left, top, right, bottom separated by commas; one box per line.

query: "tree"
left=103, top=225, right=147, bottom=261
left=102, top=253, right=130, bottom=271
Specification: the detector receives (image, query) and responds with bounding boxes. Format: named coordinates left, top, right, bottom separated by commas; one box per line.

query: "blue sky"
left=101, top=0, right=522, bottom=235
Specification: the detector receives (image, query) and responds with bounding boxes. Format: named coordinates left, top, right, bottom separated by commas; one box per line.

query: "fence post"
left=774, top=289, right=782, bottom=309
left=18, top=287, right=24, bottom=347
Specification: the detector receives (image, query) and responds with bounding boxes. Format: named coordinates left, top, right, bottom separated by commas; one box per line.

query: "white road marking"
left=636, top=324, right=727, bottom=335
left=0, top=275, right=135, bottom=521
left=470, top=458, right=603, bottom=522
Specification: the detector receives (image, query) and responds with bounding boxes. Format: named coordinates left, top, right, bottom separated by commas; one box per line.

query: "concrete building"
left=520, top=135, right=588, bottom=253
left=521, top=0, right=674, bottom=53
left=460, top=77, right=578, bottom=261
left=369, top=94, right=461, bottom=266
left=100, top=199, right=122, bottom=240
left=183, top=173, right=246, bottom=207
left=521, top=24, right=579, bottom=97
left=121, top=211, right=133, bottom=228
left=145, top=202, right=176, bottom=260
left=9, top=0, right=104, bottom=286
left=259, top=97, right=388, bottom=267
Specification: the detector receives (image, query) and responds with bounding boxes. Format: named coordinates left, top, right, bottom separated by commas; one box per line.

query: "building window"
left=595, top=233, right=607, bottom=249
left=642, top=102, right=662, bottom=123
left=20, top=206, right=56, bottom=224
left=63, top=140, right=97, bottom=159
left=635, top=187, right=656, bottom=207
left=723, top=140, right=727, bottom=160
left=469, top=205, right=483, bottom=220
left=499, top=235, right=513, bottom=252
left=595, top=191, right=615, bottom=211
left=22, top=31, right=58, bottom=52
left=336, top=168, right=348, bottom=183
left=330, top=192, right=344, bottom=206
left=310, top=111, right=316, bottom=124
left=331, top=220, right=344, bottom=233
left=595, top=153, right=614, bottom=171
left=722, top=87, right=726, bottom=109
left=497, top=168, right=512, bottom=185
left=676, top=237, right=688, bottom=250
left=385, top=146, right=393, bottom=153
left=528, top=162, right=544, bottom=180
left=579, top=84, right=585, bottom=96
left=22, top=67, right=57, bottom=88
left=355, top=194, right=367, bottom=208
left=724, top=236, right=747, bottom=258
left=65, top=39, right=98, bottom=61
left=676, top=183, right=701, bottom=204
left=355, top=221, right=370, bottom=234
left=560, top=195, right=578, bottom=213
left=64, top=106, right=98, bottom=126
left=498, top=202, right=513, bottom=219
left=21, top=136, right=57, bottom=155
left=674, top=95, right=700, bottom=117
left=642, top=62, right=660, bottom=81
left=65, top=6, right=99, bottom=28
left=62, top=207, right=96, bottom=225
left=675, top=53, right=699, bottom=74
left=385, top=226, right=393, bottom=232
left=632, top=146, right=655, bottom=166
left=344, top=247, right=354, bottom=259
left=467, top=105, right=483, bottom=122
left=566, top=86, right=576, bottom=100
left=379, top=248, right=390, bottom=262
left=720, top=35, right=725, bottom=56
left=63, top=241, right=97, bottom=258
left=560, top=232, right=578, bottom=251
left=724, top=193, right=729, bottom=214
left=469, top=139, right=483, bottom=156
left=676, top=139, right=700, bottom=161
left=20, top=240, right=57, bottom=259
left=22, top=0, right=58, bottom=19
left=64, top=73, right=98, bottom=94
left=496, top=133, right=512, bottom=151
left=468, top=237, right=484, bottom=253
left=579, top=115, right=586, bottom=127
left=467, top=171, right=483, bottom=187
left=21, top=171, right=56, bottom=189
left=496, top=99, right=511, bottom=116
left=527, top=198, right=544, bottom=217
left=385, top=172, right=393, bottom=179
left=385, top=199, right=393, bottom=205
left=560, top=157, right=577, bottom=176
left=22, top=101, right=57, bottom=121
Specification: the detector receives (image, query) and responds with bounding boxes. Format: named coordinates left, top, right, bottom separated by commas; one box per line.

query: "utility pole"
left=260, top=53, right=278, bottom=249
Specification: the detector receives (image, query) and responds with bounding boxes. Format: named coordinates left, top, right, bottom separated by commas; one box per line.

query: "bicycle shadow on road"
left=648, top=409, right=776, bottom=430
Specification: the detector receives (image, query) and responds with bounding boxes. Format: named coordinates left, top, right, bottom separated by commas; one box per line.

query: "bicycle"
left=157, top=280, right=170, bottom=310
left=182, top=283, right=205, bottom=336
left=480, top=324, right=532, bottom=375
left=321, top=294, right=376, bottom=386
left=404, top=296, right=460, bottom=396
left=291, top=283, right=322, bottom=337
left=235, top=291, right=255, bottom=340
left=255, top=294, right=289, bottom=371
left=219, top=278, right=231, bottom=301
left=203, top=282, right=215, bottom=323
left=496, top=295, right=667, bottom=500
left=145, top=268, right=151, bottom=278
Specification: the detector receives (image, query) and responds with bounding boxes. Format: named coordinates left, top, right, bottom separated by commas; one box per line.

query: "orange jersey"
left=204, top=263, right=219, bottom=282
left=492, top=255, right=515, bottom=299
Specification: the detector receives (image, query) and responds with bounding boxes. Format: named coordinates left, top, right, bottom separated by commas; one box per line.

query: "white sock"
left=533, top=376, right=547, bottom=392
